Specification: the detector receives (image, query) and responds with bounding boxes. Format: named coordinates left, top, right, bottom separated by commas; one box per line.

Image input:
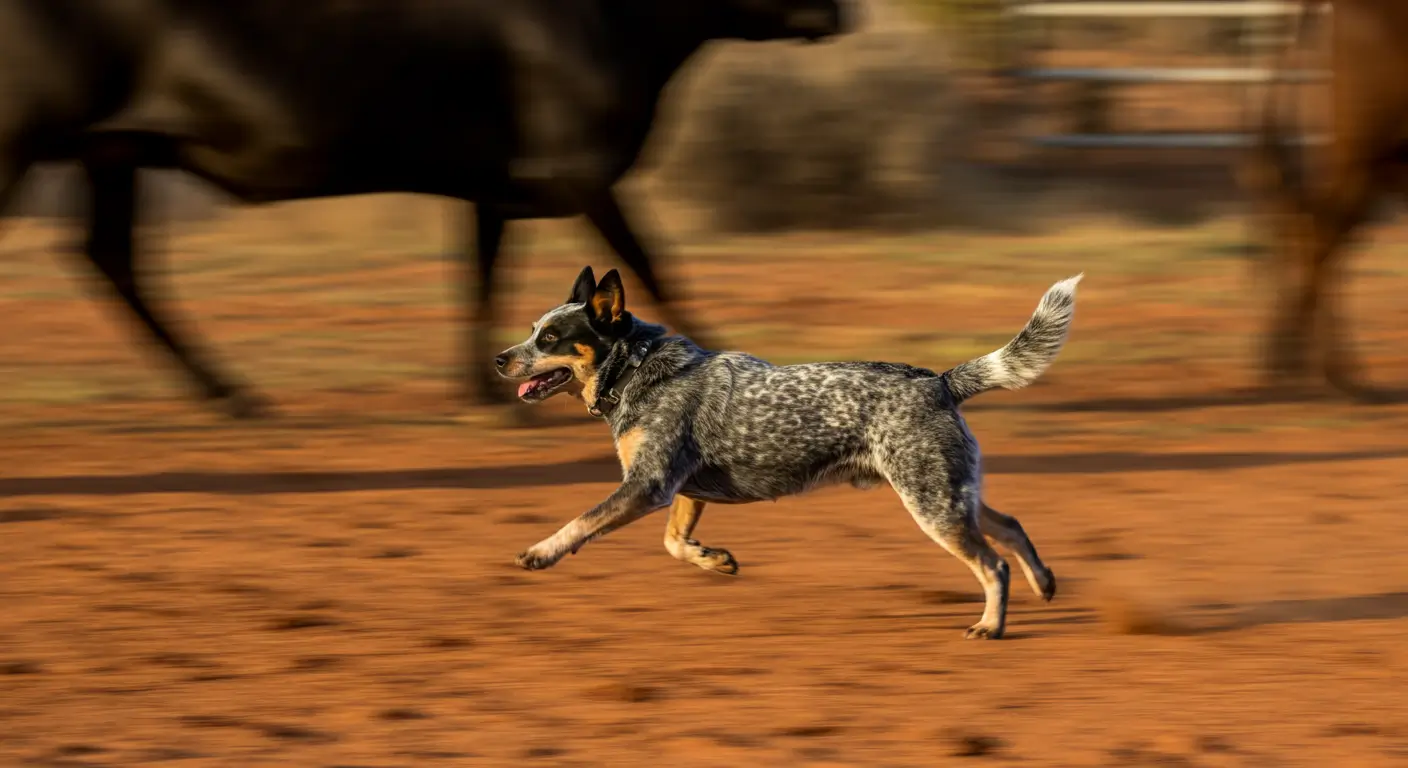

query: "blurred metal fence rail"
left=1001, top=0, right=1331, bottom=150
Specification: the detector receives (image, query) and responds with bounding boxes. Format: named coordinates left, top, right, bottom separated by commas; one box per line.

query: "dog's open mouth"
left=517, top=368, right=572, bottom=402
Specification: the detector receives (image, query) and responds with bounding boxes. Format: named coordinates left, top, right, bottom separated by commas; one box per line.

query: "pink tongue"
left=518, top=372, right=556, bottom=398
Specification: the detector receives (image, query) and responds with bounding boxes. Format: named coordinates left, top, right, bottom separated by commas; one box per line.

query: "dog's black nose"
left=494, top=354, right=510, bottom=370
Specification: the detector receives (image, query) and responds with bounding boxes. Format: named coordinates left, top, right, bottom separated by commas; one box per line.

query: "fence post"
left=1001, top=1, right=1328, bottom=149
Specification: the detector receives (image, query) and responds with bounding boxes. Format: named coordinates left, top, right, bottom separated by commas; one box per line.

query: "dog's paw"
left=515, top=547, right=563, bottom=571
left=964, top=624, right=1005, bottom=640
left=1041, top=569, right=1057, bottom=602
left=701, top=547, right=740, bottom=576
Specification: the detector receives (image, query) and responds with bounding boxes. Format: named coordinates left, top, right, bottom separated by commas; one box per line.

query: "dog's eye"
left=540, top=332, right=558, bottom=344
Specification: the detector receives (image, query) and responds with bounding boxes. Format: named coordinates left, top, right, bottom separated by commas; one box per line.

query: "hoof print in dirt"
left=372, top=547, right=419, bottom=559
left=377, top=707, right=431, bottom=721
left=589, top=681, right=660, bottom=703
left=258, top=723, right=336, bottom=744
left=943, top=728, right=1004, bottom=758
left=218, top=391, right=276, bottom=420
left=267, top=614, right=340, bottom=631
left=53, top=744, right=105, bottom=757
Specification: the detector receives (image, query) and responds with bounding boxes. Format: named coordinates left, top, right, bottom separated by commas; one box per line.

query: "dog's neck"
left=585, top=320, right=671, bottom=418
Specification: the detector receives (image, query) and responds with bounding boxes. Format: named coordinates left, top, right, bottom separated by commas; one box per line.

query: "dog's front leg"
left=515, top=479, right=678, bottom=571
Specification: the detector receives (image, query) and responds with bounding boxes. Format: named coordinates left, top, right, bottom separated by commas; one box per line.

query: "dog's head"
left=495, top=266, right=634, bottom=404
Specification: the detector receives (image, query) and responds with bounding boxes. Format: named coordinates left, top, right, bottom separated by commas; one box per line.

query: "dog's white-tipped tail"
left=942, top=274, right=1083, bottom=404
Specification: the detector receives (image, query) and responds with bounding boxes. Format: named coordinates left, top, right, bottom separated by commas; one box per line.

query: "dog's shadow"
left=977, top=384, right=1408, bottom=415
left=1000, top=592, right=1408, bottom=640
left=1, top=444, right=1405, bottom=498
left=1198, top=591, right=1408, bottom=633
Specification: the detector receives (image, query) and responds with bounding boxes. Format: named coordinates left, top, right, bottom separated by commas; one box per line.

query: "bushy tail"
left=942, top=274, right=1082, bottom=405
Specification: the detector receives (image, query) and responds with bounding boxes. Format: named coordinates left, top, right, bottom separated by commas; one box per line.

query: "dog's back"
left=631, top=275, right=1083, bottom=504
left=661, top=355, right=960, bottom=503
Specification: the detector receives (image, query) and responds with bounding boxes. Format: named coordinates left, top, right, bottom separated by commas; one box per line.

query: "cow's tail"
left=1243, top=0, right=1318, bottom=217
left=941, top=274, right=1082, bottom=406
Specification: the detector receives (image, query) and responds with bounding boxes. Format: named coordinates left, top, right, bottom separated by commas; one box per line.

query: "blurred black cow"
left=1243, top=0, right=1408, bottom=401
left=0, top=0, right=849, bottom=417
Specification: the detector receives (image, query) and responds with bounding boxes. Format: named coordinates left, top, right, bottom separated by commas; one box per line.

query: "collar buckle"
left=586, top=339, right=654, bottom=419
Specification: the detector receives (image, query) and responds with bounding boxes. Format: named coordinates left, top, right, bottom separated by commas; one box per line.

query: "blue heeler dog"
left=495, top=266, right=1082, bottom=639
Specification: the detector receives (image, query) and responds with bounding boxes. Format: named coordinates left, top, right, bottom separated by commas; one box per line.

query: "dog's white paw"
left=515, top=545, right=564, bottom=571
left=964, top=624, right=1005, bottom=640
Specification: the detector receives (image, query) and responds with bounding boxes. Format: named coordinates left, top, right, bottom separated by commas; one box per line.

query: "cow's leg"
left=1268, top=170, right=1374, bottom=399
left=1317, top=238, right=1379, bottom=402
left=0, top=158, right=22, bottom=229
left=82, top=156, right=268, bottom=418
left=1321, top=167, right=1408, bottom=402
left=1264, top=211, right=1317, bottom=384
left=583, top=191, right=716, bottom=350
left=0, top=126, right=36, bottom=228
left=1267, top=166, right=1362, bottom=394
left=463, top=203, right=515, bottom=407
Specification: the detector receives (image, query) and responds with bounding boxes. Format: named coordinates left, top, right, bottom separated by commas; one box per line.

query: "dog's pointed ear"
left=568, top=266, right=597, bottom=305
left=589, top=269, right=626, bottom=325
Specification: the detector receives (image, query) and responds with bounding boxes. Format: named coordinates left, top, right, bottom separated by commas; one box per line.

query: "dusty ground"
left=4, top=199, right=1408, bottom=767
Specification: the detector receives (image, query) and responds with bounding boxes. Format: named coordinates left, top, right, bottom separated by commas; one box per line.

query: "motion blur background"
left=4, top=1, right=1408, bottom=766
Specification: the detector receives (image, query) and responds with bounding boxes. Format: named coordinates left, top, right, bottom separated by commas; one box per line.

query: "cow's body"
left=1245, top=0, right=1408, bottom=399
left=0, top=0, right=846, bottom=416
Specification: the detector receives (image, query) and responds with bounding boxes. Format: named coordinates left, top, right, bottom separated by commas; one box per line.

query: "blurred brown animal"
left=0, top=0, right=849, bottom=418
left=1242, top=0, right=1408, bottom=401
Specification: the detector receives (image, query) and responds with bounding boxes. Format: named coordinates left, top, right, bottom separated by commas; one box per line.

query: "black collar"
left=587, top=338, right=656, bottom=418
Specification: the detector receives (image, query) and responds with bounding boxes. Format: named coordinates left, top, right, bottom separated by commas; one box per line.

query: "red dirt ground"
left=4, top=202, right=1408, bottom=767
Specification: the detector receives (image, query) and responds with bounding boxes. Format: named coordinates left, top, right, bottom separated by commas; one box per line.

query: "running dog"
left=495, top=266, right=1082, bottom=639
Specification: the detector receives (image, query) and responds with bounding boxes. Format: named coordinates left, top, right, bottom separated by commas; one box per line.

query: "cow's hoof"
left=1325, top=364, right=1397, bottom=405
left=219, top=391, right=276, bottom=420
left=1333, top=380, right=1397, bottom=405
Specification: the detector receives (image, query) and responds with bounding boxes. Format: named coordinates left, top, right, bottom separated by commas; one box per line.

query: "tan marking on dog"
left=665, top=496, right=703, bottom=544
left=528, top=344, right=602, bottom=402
left=575, top=371, right=598, bottom=405
left=591, top=276, right=625, bottom=323
left=615, top=427, right=646, bottom=472
left=591, top=293, right=614, bottom=322
left=663, top=496, right=738, bottom=575
left=566, top=344, right=603, bottom=404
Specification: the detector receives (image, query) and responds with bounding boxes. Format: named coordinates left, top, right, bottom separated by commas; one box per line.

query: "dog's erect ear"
left=589, top=269, right=626, bottom=325
left=568, top=266, right=597, bottom=305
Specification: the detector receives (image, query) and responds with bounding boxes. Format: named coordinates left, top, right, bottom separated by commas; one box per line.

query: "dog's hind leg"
left=893, top=484, right=1011, bottom=640
left=663, top=496, right=738, bottom=575
left=979, top=502, right=1056, bottom=602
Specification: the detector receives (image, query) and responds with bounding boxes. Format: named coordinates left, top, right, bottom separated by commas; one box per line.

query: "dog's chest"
left=614, top=426, right=647, bottom=472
